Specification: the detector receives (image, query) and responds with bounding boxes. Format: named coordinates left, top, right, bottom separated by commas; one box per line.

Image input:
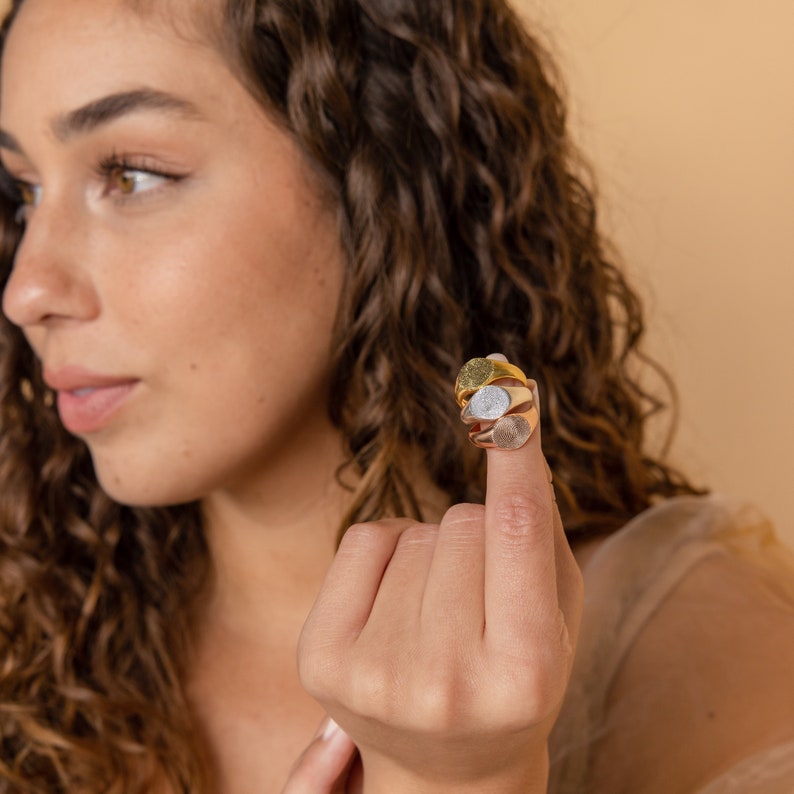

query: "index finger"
left=481, top=371, right=558, bottom=649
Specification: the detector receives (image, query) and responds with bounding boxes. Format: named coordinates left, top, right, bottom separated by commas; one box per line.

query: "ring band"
left=460, top=384, right=534, bottom=425
left=467, top=405, right=540, bottom=450
left=454, top=357, right=528, bottom=406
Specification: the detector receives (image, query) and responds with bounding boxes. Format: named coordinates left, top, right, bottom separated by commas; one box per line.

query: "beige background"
left=515, top=0, right=794, bottom=546
left=1, top=2, right=792, bottom=544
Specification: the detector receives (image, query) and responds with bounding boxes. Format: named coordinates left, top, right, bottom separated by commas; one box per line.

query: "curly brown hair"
left=0, top=0, right=700, bottom=790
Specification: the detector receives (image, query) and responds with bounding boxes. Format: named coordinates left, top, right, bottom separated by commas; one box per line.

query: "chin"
left=92, top=461, right=202, bottom=509
left=98, top=483, right=191, bottom=509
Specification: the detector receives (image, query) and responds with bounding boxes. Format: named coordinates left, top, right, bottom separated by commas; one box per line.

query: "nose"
left=2, top=204, right=100, bottom=329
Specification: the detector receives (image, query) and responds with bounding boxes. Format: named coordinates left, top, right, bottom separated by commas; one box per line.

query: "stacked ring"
left=460, top=384, right=534, bottom=424
left=454, top=357, right=528, bottom=405
left=468, top=407, right=539, bottom=450
left=455, top=357, right=538, bottom=450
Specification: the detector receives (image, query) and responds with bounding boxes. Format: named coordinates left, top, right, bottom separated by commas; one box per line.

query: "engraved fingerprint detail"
left=469, top=385, right=510, bottom=420
left=493, top=415, right=532, bottom=450
left=456, top=358, right=494, bottom=392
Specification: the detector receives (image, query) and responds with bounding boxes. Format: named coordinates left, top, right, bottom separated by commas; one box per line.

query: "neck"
left=197, top=412, right=350, bottom=642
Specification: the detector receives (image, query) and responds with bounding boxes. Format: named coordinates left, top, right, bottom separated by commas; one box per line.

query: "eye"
left=13, top=180, right=42, bottom=224
left=97, top=153, right=183, bottom=201
left=108, top=166, right=169, bottom=197
left=17, top=181, right=42, bottom=206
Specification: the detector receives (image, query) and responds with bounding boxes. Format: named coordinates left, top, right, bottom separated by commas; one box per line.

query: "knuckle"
left=347, top=655, right=478, bottom=733
left=492, top=491, right=551, bottom=538
left=396, top=521, right=438, bottom=550
left=348, top=657, right=399, bottom=718
left=441, top=502, right=485, bottom=529
left=411, top=678, right=459, bottom=730
left=443, top=502, right=485, bottom=525
left=339, top=518, right=421, bottom=556
left=337, top=520, right=397, bottom=560
left=546, top=607, right=577, bottom=673
left=339, top=521, right=384, bottom=549
left=395, top=665, right=474, bottom=733
left=488, top=611, right=576, bottom=724
left=491, top=655, right=568, bottom=725
left=296, top=626, right=349, bottom=701
left=296, top=640, right=336, bottom=699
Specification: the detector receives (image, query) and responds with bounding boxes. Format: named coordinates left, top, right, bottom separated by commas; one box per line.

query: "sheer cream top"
left=549, top=494, right=794, bottom=793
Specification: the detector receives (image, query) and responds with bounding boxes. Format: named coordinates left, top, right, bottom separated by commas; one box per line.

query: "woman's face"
left=0, top=0, right=346, bottom=506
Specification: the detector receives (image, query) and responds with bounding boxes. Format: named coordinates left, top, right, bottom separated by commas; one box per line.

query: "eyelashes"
left=0, top=150, right=189, bottom=225
left=96, top=151, right=186, bottom=200
left=0, top=168, right=36, bottom=225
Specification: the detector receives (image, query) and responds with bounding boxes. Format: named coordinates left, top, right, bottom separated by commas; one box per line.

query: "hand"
left=282, top=717, right=362, bottom=794
left=298, top=382, right=583, bottom=792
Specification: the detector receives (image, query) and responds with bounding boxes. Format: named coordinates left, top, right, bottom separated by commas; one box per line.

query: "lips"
left=44, top=366, right=139, bottom=435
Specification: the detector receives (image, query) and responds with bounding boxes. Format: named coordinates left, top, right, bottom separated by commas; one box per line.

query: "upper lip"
left=43, top=366, right=139, bottom=393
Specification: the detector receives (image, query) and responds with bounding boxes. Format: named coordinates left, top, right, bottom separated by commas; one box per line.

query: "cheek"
left=79, top=161, right=344, bottom=506
left=115, top=189, right=340, bottom=338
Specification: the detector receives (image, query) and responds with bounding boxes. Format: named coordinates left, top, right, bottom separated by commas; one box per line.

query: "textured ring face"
left=492, top=414, right=532, bottom=450
left=454, top=357, right=528, bottom=405
left=456, top=358, right=497, bottom=394
left=467, top=385, right=511, bottom=421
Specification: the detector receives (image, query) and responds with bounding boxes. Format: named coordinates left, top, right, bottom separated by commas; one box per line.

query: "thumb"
left=282, top=718, right=357, bottom=794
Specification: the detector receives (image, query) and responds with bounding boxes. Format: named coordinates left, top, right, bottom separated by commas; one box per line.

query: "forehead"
left=1, top=0, right=228, bottom=123
left=5, top=0, right=218, bottom=36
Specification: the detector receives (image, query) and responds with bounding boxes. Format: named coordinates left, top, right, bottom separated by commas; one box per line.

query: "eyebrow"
left=0, top=88, right=204, bottom=154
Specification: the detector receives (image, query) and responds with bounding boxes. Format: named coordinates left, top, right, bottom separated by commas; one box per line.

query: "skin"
left=0, top=0, right=584, bottom=791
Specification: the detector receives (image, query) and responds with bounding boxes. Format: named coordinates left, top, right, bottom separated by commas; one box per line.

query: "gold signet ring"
left=454, top=357, right=528, bottom=406
left=460, top=384, right=534, bottom=425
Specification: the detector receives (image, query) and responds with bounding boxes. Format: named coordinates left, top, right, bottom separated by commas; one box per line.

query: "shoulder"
left=582, top=495, right=794, bottom=793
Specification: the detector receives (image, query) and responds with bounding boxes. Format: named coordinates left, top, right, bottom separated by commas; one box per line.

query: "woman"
left=0, top=0, right=793, bottom=792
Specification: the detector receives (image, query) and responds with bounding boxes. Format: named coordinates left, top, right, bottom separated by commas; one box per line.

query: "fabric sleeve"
left=549, top=494, right=794, bottom=794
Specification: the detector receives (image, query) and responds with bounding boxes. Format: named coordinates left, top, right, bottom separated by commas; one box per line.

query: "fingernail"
left=320, top=718, right=354, bottom=752
left=530, top=380, right=541, bottom=413
left=321, top=718, right=343, bottom=741
left=486, top=352, right=508, bottom=362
